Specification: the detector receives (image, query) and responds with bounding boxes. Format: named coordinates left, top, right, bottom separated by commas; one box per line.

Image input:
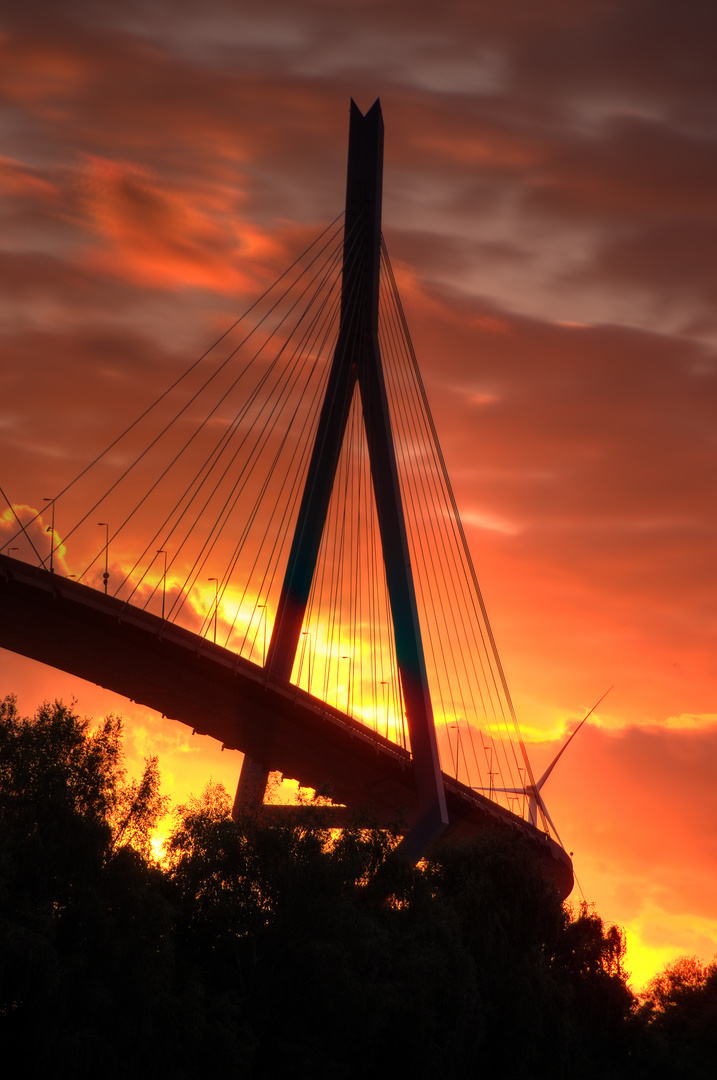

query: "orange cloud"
left=74, top=156, right=284, bottom=294
left=523, top=718, right=717, bottom=986
left=415, top=130, right=540, bottom=170
left=469, top=314, right=511, bottom=335
left=1, top=504, right=69, bottom=576
left=0, top=35, right=92, bottom=108
left=0, top=157, right=58, bottom=200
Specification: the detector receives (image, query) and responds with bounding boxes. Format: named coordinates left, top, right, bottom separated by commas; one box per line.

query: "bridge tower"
left=236, top=100, right=449, bottom=858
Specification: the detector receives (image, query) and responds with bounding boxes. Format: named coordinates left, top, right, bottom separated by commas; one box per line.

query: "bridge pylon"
left=236, top=100, right=449, bottom=859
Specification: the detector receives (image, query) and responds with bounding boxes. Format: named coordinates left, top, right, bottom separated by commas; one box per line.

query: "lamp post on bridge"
left=98, top=522, right=109, bottom=594
left=256, top=603, right=266, bottom=666
left=208, top=577, right=218, bottom=644
left=342, top=654, right=351, bottom=716
left=482, top=738, right=495, bottom=800
left=301, top=630, right=311, bottom=694
left=448, top=723, right=458, bottom=778
left=43, top=496, right=55, bottom=574
left=381, top=679, right=389, bottom=737
left=450, top=721, right=467, bottom=783
left=156, top=549, right=167, bottom=621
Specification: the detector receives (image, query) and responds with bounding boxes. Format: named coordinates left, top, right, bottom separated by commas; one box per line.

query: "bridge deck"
left=0, top=554, right=573, bottom=897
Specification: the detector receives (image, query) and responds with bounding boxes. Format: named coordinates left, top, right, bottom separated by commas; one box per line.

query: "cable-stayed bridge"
left=0, top=101, right=573, bottom=897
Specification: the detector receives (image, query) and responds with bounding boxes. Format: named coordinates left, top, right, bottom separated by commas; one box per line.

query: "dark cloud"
left=521, top=0, right=717, bottom=115
left=578, top=219, right=717, bottom=314
left=526, top=117, right=717, bottom=223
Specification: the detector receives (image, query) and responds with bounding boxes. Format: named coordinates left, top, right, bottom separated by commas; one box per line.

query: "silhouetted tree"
left=3, top=692, right=712, bottom=1079
left=165, top=784, right=463, bottom=1076
left=0, top=695, right=174, bottom=1078
left=638, top=955, right=717, bottom=1078
left=550, top=901, right=636, bottom=1076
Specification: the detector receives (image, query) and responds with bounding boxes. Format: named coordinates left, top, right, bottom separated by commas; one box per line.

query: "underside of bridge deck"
left=0, top=554, right=573, bottom=898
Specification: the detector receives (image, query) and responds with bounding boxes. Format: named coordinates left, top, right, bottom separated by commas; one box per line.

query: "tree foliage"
left=0, top=695, right=171, bottom=1076
left=638, top=956, right=717, bottom=1077
left=0, top=694, right=714, bottom=1078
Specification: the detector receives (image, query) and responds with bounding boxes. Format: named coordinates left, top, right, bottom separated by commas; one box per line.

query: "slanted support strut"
left=235, top=100, right=449, bottom=857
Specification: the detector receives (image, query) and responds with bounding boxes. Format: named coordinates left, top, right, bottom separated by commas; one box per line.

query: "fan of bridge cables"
left=5, top=214, right=539, bottom=821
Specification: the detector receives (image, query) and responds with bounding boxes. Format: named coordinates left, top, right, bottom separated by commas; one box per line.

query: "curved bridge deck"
left=0, top=554, right=573, bottom=897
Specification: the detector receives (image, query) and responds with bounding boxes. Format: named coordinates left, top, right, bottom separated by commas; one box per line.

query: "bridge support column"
left=233, top=754, right=271, bottom=817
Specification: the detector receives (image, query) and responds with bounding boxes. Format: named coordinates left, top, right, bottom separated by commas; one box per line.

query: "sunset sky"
left=2, top=1, right=716, bottom=990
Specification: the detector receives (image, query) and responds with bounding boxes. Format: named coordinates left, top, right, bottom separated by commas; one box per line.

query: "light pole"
left=301, top=630, right=311, bottom=693
left=257, top=603, right=266, bottom=665
left=156, top=549, right=167, bottom=620
left=451, top=721, right=466, bottom=782
left=449, top=723, right=459, bottom=778
left=482, top=739, right=495, bottom=800
left=98, top=522, right=109, bottom=594
left=342, top=654, right=351, bottom=716
left=208, top=577, right=218, bottom=644
left=43, top=496, right=55, bottom=573
left=380, top=680, right=389, bottom=737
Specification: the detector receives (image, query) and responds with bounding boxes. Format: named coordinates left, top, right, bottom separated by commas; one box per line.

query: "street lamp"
left=342, top=655, right=351, bottom=716
left=156, top=550, right=167, bottom=620
left=43, top=496, right=55, bottom=573
left=301, top=630, right=311, bottom=693
left=482, top=738, right=495, bottom=800
left=98, top=522, right=109, bottom=594
left=449, top=723, right=459, bottom=778
left=257, top=603, right=266, bottom=665
left=380, top=680, right=389, bottom=737
left=208, top=577, right=218, bottom=644
left=450, top=722, right=466, bottom=782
